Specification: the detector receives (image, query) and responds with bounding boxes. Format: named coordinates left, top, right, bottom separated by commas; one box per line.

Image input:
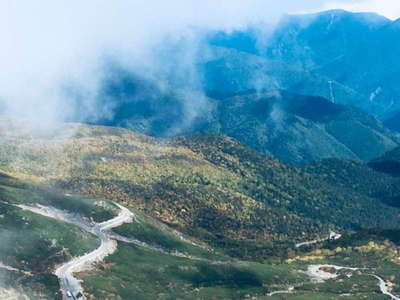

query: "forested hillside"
left=0, top=120, right=399, bottom=260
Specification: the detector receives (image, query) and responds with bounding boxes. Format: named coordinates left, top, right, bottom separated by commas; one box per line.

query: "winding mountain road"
left=16, top=201, right=202, bottom=299
left=304, top=265, right=400, bottom=300
left=54, top=204, right=134, bottom=299
left=305, top=264, right=360, bottom=283
left=13, top=200, right=400, bottom=300
left=370, top=275, right=400, bottom=300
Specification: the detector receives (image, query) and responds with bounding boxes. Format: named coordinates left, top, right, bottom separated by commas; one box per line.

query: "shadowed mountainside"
left=369, top=146, right=400, bottom=177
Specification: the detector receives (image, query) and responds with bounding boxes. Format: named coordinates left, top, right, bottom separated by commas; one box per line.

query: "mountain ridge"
left=206, top=9, right=400, bottom=119
left=0, top=120, right=399, bottom=260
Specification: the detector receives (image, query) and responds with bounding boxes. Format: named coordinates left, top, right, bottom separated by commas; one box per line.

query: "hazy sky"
left=322, top=0, right=400, bottom=19
left=0, top=0, right=398, bottom=126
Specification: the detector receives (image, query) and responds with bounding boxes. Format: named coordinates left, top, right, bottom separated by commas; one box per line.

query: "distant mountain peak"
left=314, top=9, right=388, bottom=20
left=285, top=9, right=391, bottom=28
left=388, top=18, right=400, bottom=28
left=319, top=9, right=351, bottom=16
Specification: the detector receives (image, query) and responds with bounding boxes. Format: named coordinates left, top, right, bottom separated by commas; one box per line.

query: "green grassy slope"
left=77, top=228, right=400, bottom=299
left=0, top=180, right=106, bottom=299
left=80, top=243, right=306, bottom=300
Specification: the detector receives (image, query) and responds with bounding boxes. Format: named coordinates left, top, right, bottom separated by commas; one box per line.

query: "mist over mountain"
left=207, top=9, right=400, bottom=119
left=211, top=91, right=399, bottom=164
left=70, top=9, right=400, bottom=165
left=2, top=3, right=400, bottom=299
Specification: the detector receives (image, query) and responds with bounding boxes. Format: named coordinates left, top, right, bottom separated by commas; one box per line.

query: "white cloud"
left=0, top=0, right=338, bottom=125
left=0, top=0, right=397, bottom=126
left=322, top=0, right=400, bottom=19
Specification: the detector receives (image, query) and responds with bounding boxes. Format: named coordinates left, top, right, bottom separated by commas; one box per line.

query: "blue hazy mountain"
left=90, top=10, right=400, bottom=164
left=98, top=72, right=399, bottom=164
left=211, top=91, right=399, bottom=165
left=206, top=10, right=400, bottom=119
left=370, top=146, right=400, bottom=177
left=384, top=109, right=400, bottom=132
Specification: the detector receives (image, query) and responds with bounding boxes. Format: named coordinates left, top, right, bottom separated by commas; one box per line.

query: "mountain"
left=84, top=10, right=400, bottom=165
left=3, top=8, right=400, bottom=300
left=384, top=109, right=400, bottom=132
left=206, top=10, right=400, bottom=119
left=202, top=45, right=367, bottom=105
left=369, top=146, right=400, bottom=177
left=212, top=91, right=399, bottom=165
left=1, top=120, right=400, bottom=298
left=0, top=119, right=399, bottom=258
left=2, top=170, right=400, bottom=299
left=102, top=82, right=400, bottom=164
left=90, top=65, right=218, bottom=138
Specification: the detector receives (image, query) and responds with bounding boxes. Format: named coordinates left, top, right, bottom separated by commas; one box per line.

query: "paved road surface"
left=55, top=203, right=134, bottom=299
left=370, top=275, right=400, bottom=300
